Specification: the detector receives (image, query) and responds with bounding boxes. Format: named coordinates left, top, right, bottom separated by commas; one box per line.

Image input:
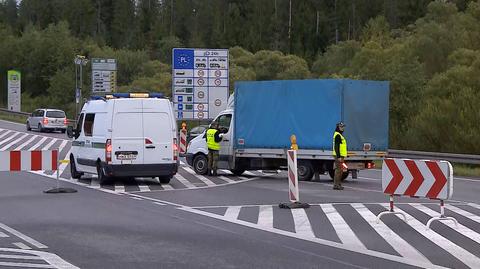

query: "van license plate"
left=117, top=154, right=137, bottom=160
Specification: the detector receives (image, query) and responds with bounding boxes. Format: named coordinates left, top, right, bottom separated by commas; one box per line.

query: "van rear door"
left=111, top=100, right=144, bottom=164
left=142, top=99, right=174, bottom=164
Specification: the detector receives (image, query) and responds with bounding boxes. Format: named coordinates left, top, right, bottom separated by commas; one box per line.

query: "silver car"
left=27, top=109, right=67, bottom=133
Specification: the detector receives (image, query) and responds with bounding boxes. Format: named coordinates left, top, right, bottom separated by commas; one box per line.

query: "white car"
left=27, top=109, right=67, bottom=133
left=67, top=93, right=178, bottom=183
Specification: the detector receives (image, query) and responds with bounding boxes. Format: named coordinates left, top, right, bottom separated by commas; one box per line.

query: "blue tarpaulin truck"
left=186, top=79, right=390, bottom=180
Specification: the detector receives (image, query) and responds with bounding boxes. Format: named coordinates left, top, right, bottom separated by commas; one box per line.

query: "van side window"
left=83, top=113, right=95, bottom=137
left=76, top=114, right=84, bottom=135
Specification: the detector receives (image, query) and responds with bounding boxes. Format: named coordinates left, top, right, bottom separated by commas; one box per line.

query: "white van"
left=67, top=93, right=178, bottom=183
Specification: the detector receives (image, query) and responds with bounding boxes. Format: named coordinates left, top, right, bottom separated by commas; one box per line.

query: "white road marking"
left=244, top=171, right=257, bottom=176
left=257, top=205, right=273, bottom=228
left=183, top=167, right=216, bottom=186
left=130, top=196, right=142, bottom=200
left=153, top=202, right=166, bottom=206
left=467, top=203, right=480, bottom=211
left=223, top=206, right=241, bottom=220
left=56, top=140, right=68, bottom=153
left=42, top=138, right=58, bottom=150
left=29, top=137, right=48, bottom=150
left=114, top=182, right=125, bottom=193
left=352, top=203, right=429, bottom=263
left=13, top=242, right=32, bottom=250
left=0, top=130, right=14, bottom=140
left=291, top=209, right=315, bottom=238
left=218, top=175, right=236, bottom=183
left=0, top=261, right=54, bottom=268
left=179, top=207, right=448, bottom=269
left=412, top=204, right=480, bottom=246
left=320, top=204, right=366, bottom=250
left=13, top=135, right=39, bottom=150
left=0, top=231, right=8, bottom=237
left=0, top=133, right=28, bottom=150
left=160, top=183, right=175, bottom=191
left=172, top=174, right=196, bottom=189
left=136, top=182, right=151, bottom=192
left=382, top=204, right=480, bottom=269
left=447, top=204, right=480, bottom=224
left=0, top=254, right=42, bottom=260
left=0, top=223, right=47, bottom=249
left=89, top=177, right=101, bottom=189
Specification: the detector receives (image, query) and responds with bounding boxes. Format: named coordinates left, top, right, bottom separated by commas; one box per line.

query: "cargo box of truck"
left=186, top=79, right=389, bottom=180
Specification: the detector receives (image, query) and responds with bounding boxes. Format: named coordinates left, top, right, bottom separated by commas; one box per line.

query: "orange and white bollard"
left=279, top=135, right=310, bottom=209
left=179, top=122, right=187, bottom=155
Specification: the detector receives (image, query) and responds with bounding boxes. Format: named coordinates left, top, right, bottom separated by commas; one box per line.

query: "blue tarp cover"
left=234, top=79, right=389, bottom=151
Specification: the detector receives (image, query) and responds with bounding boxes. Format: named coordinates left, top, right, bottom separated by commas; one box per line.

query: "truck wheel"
left=298, top=160, right=314, bottom=181
left=230, top=168, right=245, bottom=176
left=193, top=154, right=208, bottom=175
left=69, top=156, right=83, bottom=179
left=328, top=169, right=350, bottom=181
left=158, top=176, right=172, bottom=184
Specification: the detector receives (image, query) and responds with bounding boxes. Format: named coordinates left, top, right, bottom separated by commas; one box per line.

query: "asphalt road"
left=0, top=119, right=479, bottom=269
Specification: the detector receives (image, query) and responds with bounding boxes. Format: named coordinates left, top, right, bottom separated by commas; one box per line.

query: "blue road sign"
left=173, top=49, right=194, bottom=69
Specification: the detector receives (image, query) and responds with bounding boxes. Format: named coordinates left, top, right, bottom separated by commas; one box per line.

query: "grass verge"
left=0, top=112, right=27, bottom=124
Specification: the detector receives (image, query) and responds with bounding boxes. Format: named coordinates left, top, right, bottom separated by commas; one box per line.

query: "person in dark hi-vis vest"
left=205, top=122, right=223, bottom=176
left=332, top=122, right=347, bottom=190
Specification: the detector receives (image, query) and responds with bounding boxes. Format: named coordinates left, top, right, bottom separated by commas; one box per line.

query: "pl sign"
left=172, top=48, right=229, bottom=120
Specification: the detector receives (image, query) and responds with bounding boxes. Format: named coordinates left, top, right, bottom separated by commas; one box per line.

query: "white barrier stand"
left=279, top=149, right=309, bottom=209
left=376, top=195, right=407, bottom=223
left=377, top=158, right=456, bottom=229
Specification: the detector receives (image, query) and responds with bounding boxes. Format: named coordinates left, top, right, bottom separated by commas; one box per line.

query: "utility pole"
left=74, top=55, right=88, bottom=122
left=170, top=0, right=174, bottom=35
left=335, top=0, right=338, bottom=44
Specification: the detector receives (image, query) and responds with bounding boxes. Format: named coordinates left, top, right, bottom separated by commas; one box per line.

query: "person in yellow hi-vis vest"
left=332, top=122, right=347, bottom=190
left=205, top=123, right=224, bottom=176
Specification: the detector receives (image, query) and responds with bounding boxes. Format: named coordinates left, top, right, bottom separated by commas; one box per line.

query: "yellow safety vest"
left=206, top=129, right=220, bottom=150
left=332, top=131, right=347, bottom=157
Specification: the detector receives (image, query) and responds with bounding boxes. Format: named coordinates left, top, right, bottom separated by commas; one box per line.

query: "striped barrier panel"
left=179, top=129, right=187, bottom=154
left=287, top=149, right=299, bottom=203
left=0, top=150, right=58, bottom=171
left=378, top=158, right=456, bottom=229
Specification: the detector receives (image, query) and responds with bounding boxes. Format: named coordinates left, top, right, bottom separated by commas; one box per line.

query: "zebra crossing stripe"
left=182, top=166, right=216, bottom=186
left=0, top=133, right=28, bottom=150
left=114, top=182, right=125, bottom=193
left=42, top=138, right=58, bottom=150
left=244, top=171, right=257, bottom=176
left=467, top=203, right=480, bottom=211
left=0, top=130, right=13, bottom=140
left=258, top=205, right=274, bottom=228
left=351, top=203, right=430, bottom=263
left=291, top=209, right=315, bottom=238
left=136, top=182, right=151, bottom=192
left=173, top=174, right=197, bottom=189
left=412, top=204, right=480, bottom=246
left=13, top=135, right=38, bottom=150
left=89, top=177, right=101, bottom=189
left=29, top=137, right=48, bottom=150
left=0, top=232, right=8, bottom=237
left=320, top=204, right=366, bottom=250
left=160, top=181, right=175, bottom=190
left=57, top=140, right=68, bottom=154
left=382, top=204, right=480, bottom=268
left=224, top=206, right=241, bottom=220
left=218, top=176, right=236, bottom=183
left=446, top=204, right=480, bottom=224
left=0, top=254, right=43, bottom=260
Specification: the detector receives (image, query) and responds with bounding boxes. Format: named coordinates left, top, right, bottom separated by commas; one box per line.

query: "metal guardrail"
left=388, top=149, right=480, bottom=165
left=1, top=108, right=478, bottom=164
left=0, top=108, right=30, bottom=116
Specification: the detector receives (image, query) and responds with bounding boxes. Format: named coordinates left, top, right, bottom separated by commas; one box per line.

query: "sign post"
left=7, top=70, right=21, bottom=112
left=172, top=48, right=229, bottom=120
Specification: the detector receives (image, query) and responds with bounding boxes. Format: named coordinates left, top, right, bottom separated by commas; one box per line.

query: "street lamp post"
left=74, top=55, right=88, bottom=122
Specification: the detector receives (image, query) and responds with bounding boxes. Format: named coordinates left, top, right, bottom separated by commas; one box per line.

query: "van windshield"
left=46, top=111, right=65, bottom=118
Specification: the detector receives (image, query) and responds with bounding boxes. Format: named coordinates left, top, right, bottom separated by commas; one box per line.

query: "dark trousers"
left=208, top=149, right=219, bottom=172
left=334, top=157, right=343, bottom=187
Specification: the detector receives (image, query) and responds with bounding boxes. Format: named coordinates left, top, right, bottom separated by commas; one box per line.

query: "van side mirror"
left=67, top=126, right=74, bottom=138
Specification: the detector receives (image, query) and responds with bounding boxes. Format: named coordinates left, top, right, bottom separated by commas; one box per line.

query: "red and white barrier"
left=0, top=150, right=58, bottom=171
left=179, top=129, right=187, bottom=154
left=378, top=158, right=456, bottom=228
left=287, top=150, right=299, bottom=202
